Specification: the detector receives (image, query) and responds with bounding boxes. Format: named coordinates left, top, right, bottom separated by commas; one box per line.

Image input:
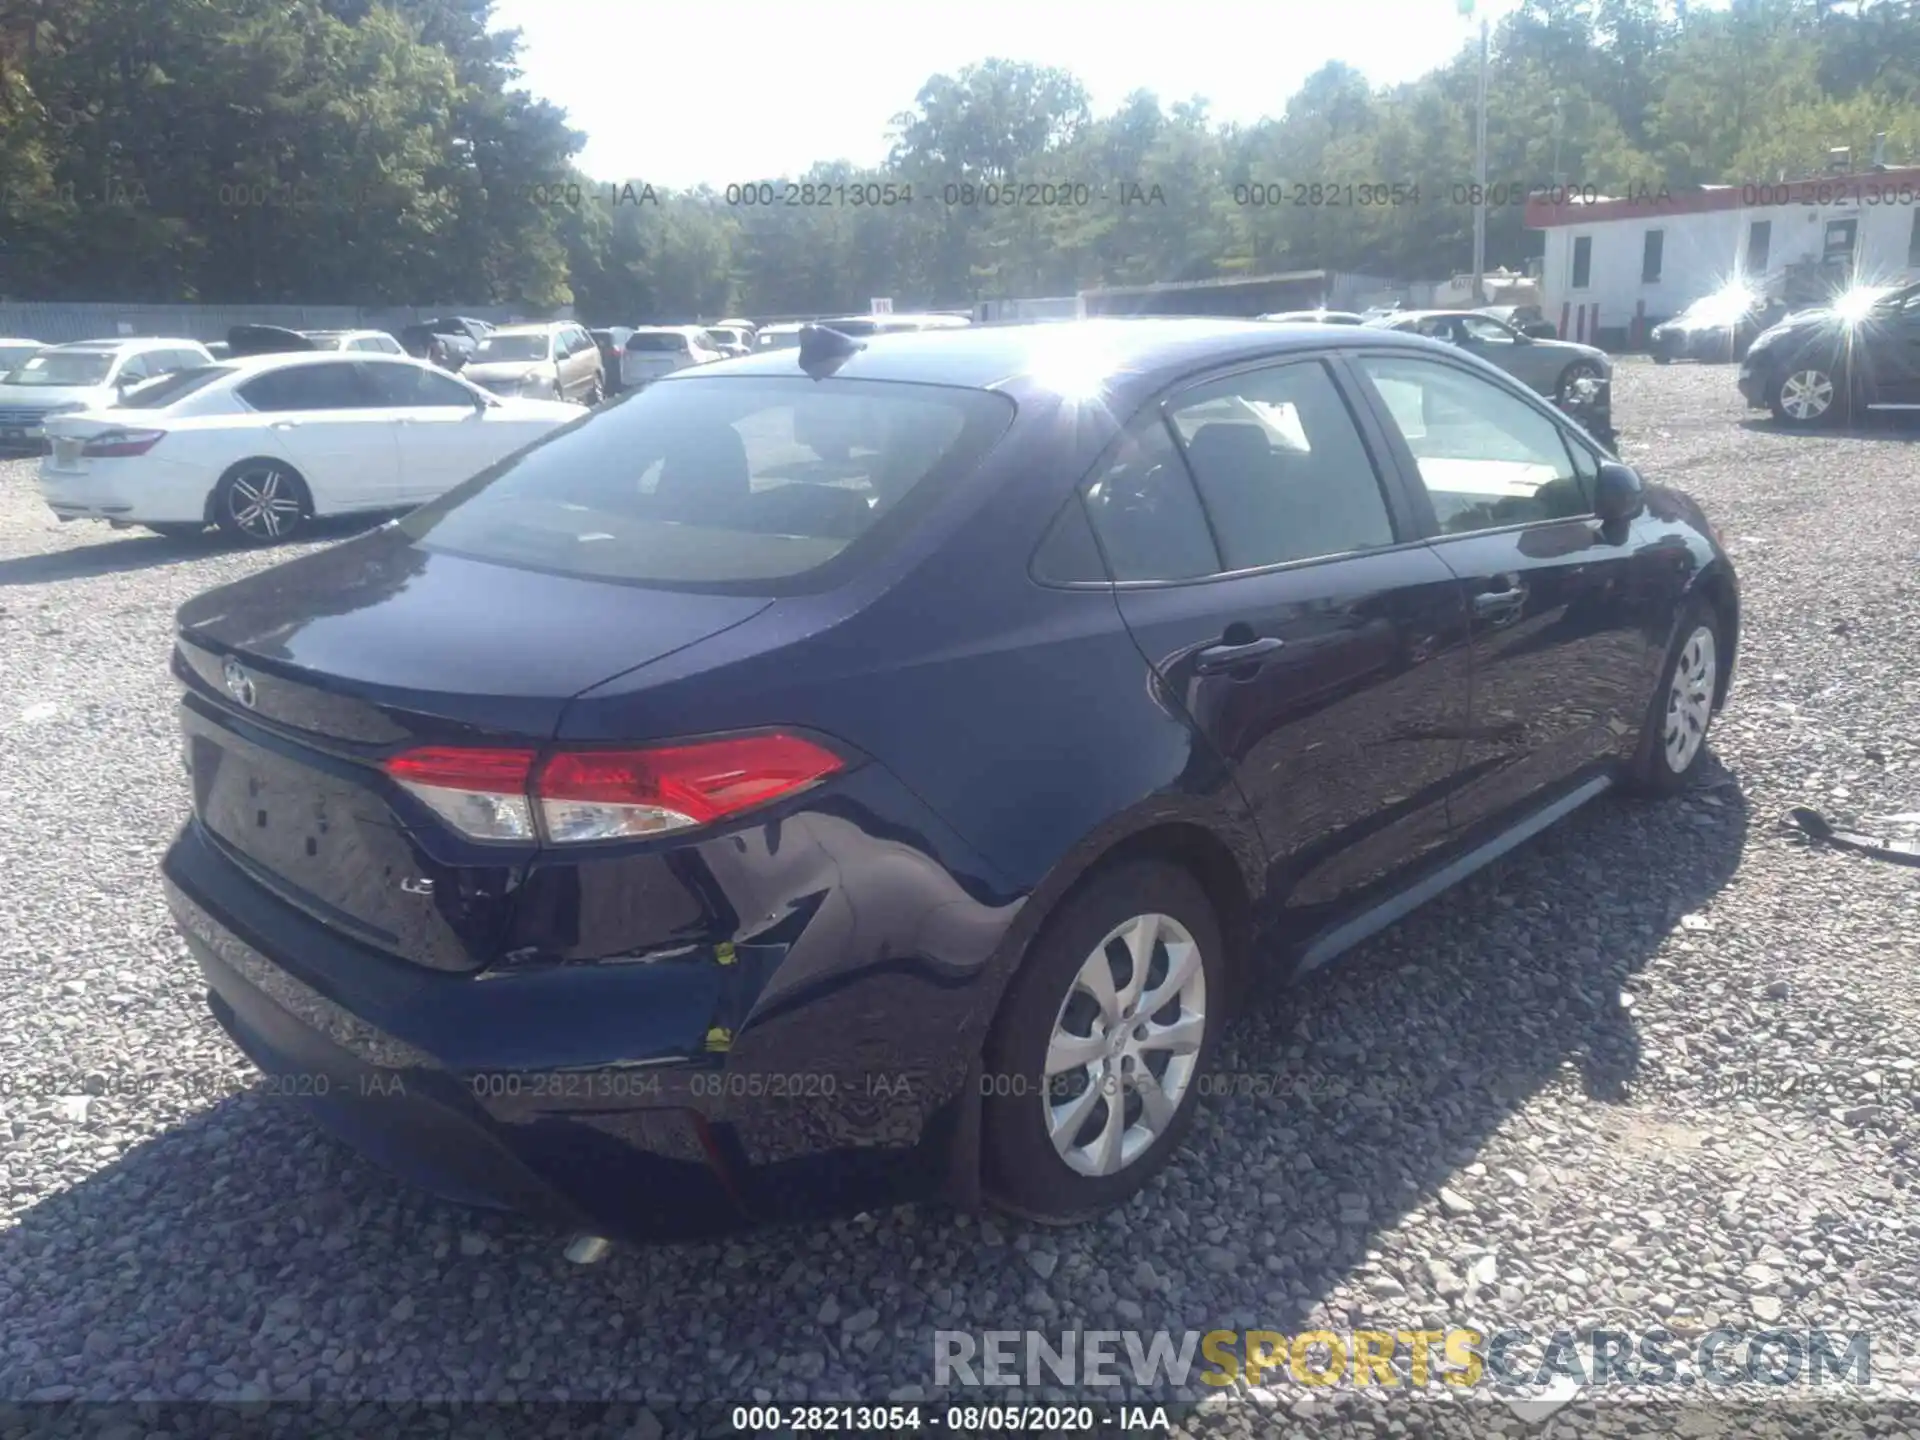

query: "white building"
left=1527, top=163, right=1920, bottom=346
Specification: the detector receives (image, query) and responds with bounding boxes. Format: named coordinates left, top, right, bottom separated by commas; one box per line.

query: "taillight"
left=382, top=734, right=844, bottom=844
left=82, top=428, right=167, bottom=457
left=385, top=746, right=537, bottom=841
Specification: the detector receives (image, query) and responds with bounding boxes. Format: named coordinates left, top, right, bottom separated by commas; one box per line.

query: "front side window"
left=1165, top=360, right=1396, bottom=570
left=1459, top=316, right=1518, bottom=346
left=399, top=377, right=1014, bottom=590
left=1354, top=354, right=1592, bottom=535
left=237, top=361, right=377, bottom=412
left=363, top=361, right=481, bottom=408
left=1080, top=415, right=1220, bottom=583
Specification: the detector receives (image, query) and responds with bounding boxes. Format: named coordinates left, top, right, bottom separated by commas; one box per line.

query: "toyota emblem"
left=222, top=658, right=256, bottom=709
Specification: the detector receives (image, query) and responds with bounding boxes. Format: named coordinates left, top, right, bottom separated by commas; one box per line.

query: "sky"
left=491, top=0, right=1530, bottom=191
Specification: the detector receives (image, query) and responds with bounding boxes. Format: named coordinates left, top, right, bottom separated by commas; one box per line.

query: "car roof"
left=209, top=351, right=437, bottom=376
left=664, top=317, right=1468, bottom=406
left=47, top=337, right=207, bottom=352
left=487, top=323, right=562, bottom=335
left=631, top=325, right=705, bottom=336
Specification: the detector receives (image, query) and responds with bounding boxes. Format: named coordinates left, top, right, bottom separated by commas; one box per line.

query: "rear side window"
left=1031, top=496, right=1107, bottom=584
left=237, top=361, right=375, bottom=412
left=399, top=377, right=1015, bottom=591
left=1080, top=416, right=1220, bottom=583
left=112, top=365, right=234, bottom=409
left=1165, top=360, right=1396, bottom=569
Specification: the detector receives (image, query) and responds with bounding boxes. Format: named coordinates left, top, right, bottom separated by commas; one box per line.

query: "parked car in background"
left=464, top=322, right=605, bottom=405
left=1739, top=280, right=1920, bottom=427
left=400, top=316, right=493, bottom=370
left=1367, top=309, right=1615, bottom=445
left=226, top=325, right=406, bottom=358
left=297, top=329, right=409, bottom=355
left=157, top=318, right=1736, bottom=1241
left=0, top=338, right=214, bottom=453
left=1651, top=288, right=1791, bottom=364
left=589, top=327, right=635, bottom=392
left=703, top=326, right=754, bottom=358
left=0, top=338, right=45, bottom=377
left=621, top=326, right=724, bottom=389
left=814, top=313, right=973, bottom=336
left=755, top=323, right=805, bottom=351
left=205, top=343, right=233, bottom=361
left=38, top=352, right=579, bottom=544
left=1257, top=310, right=1366, bottom=325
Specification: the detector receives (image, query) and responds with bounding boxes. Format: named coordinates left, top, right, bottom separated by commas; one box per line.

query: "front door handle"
left=1472, top=585, right=1526, bottom=615
left=1195, top=636, right=1286, bottom=674
left=268, top=420, right=298, bottom=430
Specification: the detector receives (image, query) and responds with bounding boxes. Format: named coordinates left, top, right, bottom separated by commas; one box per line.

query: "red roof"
left=1524, top=164, right=1920, bottom=229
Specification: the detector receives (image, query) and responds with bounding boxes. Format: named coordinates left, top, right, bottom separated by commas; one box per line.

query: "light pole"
left=1461, top=0, right=1488, bottom=304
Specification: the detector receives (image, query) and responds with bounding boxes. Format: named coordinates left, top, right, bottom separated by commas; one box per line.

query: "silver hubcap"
left=1043, top=912, right=1207, bottom=1178
left=229, top=468, right=301, bottom=538
left=1559, top=365, right=1597, bottom=400
left=1664, top=625, right=1717, bottom=773
left=1780, top=370, right=1833, bottom=420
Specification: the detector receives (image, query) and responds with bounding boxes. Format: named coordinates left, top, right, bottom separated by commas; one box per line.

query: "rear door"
left=1346, top=349, right=1654, bottom=844
left=1082, top=356, right=1474, bottom=949
left=234, top=360, right=402, bottom=510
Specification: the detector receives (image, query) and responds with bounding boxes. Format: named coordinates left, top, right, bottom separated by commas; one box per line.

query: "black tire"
left=213, top=460, right=310, bottom=546
left=144, top=522, right=206, bottom=540
left=981, top=860, right=1226, bottom=1224
left=585, top=378, right=604, bottom=406
left=1625, top=599, right=1723, bottom=797
left=1556, top=360, right=1604, bottom=403
left=1768, top=358, right=1848, bottom=428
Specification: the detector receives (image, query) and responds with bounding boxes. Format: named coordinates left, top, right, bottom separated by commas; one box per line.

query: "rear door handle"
left=1195, top=636, right=1286, bottom=673
left=269, top=420, right=298, bottom=430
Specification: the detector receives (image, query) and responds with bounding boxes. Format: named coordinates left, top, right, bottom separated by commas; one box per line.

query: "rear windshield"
left=113, top=365, right=234, bottom=409
left=5, top=352, right=112, bottom=386
left=626, top=332, right=689, bottom=352
left=399, top=376, right=1016, bottom=592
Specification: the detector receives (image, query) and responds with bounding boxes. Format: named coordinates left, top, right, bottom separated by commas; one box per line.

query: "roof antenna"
left=797, top=323, right=864, bottom=380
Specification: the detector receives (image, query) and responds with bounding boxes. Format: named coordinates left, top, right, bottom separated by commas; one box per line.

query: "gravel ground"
left=0, top=362, right=1917, bottom=1436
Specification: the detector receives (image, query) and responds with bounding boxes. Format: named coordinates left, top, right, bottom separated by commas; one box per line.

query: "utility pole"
left=1471, top=10, right=1489, bottom=304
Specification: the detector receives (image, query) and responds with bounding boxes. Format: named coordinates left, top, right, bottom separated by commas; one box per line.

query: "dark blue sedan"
left=162, top=318, right=1738, bottom=1239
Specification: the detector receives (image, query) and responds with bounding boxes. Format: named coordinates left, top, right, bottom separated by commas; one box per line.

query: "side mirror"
left=1595, top=460, right=1645, bottom=524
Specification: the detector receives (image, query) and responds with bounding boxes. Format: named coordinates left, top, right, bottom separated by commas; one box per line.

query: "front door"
left=1079, top=356, right=1475, bottom=946
left=361, top=360, right=514, bottom=502
left=1345, top=350, right=1654, bottom=844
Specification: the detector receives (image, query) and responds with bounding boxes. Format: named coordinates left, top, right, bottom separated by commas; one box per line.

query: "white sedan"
left=38, top=352, right=580, bottom=544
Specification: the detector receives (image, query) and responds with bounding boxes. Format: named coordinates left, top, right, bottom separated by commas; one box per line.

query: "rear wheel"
left=214, top=460, right=310, bottom=546
left=1626, top=600, right=1722, bottom=796
left=982, top=861, right=1224, bottom=1223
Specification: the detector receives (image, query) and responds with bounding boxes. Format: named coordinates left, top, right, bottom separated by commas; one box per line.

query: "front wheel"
left=1626, top=600, right=1722, bottom=796
left=981, top=861, right=1225, bottom=1223
left=1556, top=360, right=1604, bottom=403
left=1770, top=363, right=1846, bottom=427
left=214, top=461, right=309, bottom=546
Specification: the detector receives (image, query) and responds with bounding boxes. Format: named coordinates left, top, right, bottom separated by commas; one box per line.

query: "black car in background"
left=400, top=315, right=493, bottom=369
left=589, top=326, right=635, bottom=393
left=1739, top=280, right=1920, bottom=425
left=1651, top=289, right=1791, bottom=364
left=162, top=319, right=1737, bottom=1241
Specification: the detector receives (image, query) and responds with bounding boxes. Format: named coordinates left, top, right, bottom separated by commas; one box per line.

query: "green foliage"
left=0, top=0, right=1914, bottom=313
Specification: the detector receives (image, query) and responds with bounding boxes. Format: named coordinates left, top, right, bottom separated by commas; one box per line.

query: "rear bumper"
left=163, top=807, right=1004, bottom=1240
left=39, top=454, right=210, bottom=523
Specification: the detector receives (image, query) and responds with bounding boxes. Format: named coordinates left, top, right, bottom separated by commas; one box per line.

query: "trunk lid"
left=174, top=524, right=772, bottom=969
